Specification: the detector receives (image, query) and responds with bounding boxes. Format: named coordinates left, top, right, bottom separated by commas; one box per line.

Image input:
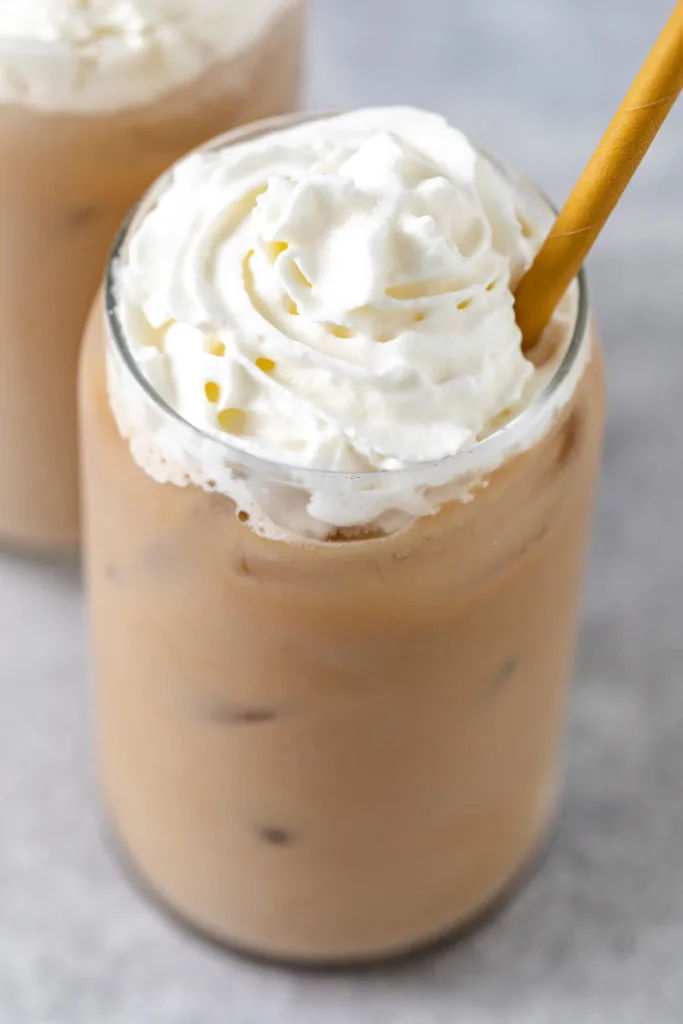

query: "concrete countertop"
left=2, top=1, right=683, bottom=1020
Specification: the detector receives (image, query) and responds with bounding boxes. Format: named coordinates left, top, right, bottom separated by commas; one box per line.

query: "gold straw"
left=516, top=0, right=683, bottom=355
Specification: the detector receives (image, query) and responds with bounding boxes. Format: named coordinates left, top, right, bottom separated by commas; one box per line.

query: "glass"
left=0, top=1, right=306, bottom=550
left=80, top=115, right=604, bottom=964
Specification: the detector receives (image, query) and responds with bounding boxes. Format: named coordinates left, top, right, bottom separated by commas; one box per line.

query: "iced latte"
left=80, top=110, right=604, bottom=963
left=0, top=0, right=304, bottom=549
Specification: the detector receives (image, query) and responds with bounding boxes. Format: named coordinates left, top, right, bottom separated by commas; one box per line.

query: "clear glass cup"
left=80, top=117, right=604, bottom=965
left=0, top=2, right=306, bottom=550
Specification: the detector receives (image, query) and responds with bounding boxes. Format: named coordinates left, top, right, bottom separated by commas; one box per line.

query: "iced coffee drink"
left=0, top=0, right=304, bottom=549
left=80, top=110, right=604, bottom=963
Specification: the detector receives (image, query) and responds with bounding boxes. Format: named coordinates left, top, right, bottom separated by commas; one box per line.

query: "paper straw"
left=516, top=0, right=683, bottom=354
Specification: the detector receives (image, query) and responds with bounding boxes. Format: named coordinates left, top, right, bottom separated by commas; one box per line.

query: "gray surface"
left=2, top=1, right=683, bottom=1021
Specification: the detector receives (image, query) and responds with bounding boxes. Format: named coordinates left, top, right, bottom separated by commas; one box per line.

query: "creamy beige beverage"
left=0, top=0, right=304, bottom=549
left=80, top=110, right=604, bottom=963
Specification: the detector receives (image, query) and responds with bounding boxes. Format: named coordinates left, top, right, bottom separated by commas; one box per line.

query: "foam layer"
left=109, top=109, right=585, bottom=540
left=0, top=0, right=291, bottom=112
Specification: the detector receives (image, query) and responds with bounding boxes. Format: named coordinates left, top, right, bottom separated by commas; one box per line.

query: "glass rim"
left=105, top=110, right=589, bottom=487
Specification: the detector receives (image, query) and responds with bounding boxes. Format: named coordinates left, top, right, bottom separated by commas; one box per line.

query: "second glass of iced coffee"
left=81, top=109, right=604, bottom=964
left=0, top=0, right=305, bottom=549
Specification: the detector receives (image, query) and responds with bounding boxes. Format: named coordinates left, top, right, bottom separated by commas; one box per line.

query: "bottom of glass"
left=0, top=535, right=80, bottom=568
left=0, top=528, right=80, bottom=559
left=106, top=815, right=559, bottom=971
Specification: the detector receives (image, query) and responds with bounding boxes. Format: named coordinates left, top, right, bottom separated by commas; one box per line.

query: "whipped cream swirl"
left=118, top=108, right=556, bottom=475
left=0, top=0, right=291, bottom=112
left=111, top=108, right=582, bottom=540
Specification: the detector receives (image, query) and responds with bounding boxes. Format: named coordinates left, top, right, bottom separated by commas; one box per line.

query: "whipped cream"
left=0, top=0, right=291, bottom=112
left=110, top=108, right=584, bottom=541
